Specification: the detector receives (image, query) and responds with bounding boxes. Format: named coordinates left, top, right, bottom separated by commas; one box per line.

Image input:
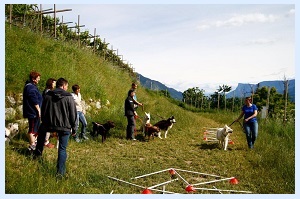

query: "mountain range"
left=226, top=79, right=295, bottom=102
left=138, top=73, right=295, bottom=102
left=137, top=73, right=183, bottom=100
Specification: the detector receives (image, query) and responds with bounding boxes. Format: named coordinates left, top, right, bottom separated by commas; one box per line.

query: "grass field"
left=5, top=24, right=295, bottom=194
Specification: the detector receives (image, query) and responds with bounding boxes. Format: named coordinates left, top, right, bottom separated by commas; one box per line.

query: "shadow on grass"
left=197, top=142, right=242, bottom=151
left=197, top=142, right=219, bottom=150
left=7, top=141, right=34, bottom=158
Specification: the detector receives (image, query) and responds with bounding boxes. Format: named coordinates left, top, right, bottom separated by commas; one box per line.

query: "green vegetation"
left=5, top=24, right=294, bottom=194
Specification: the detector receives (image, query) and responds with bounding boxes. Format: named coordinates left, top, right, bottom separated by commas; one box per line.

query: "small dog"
left=153, top=116, right=176, bottom=139
left=5, top=123, right=19, bottom=143
left=142, top=112, right=151, bottom=136
left=144, top=123, right=160, bottom=140
left=216, top=125, right=233, bottom=150
left=91, top=121, right=115, bottom=143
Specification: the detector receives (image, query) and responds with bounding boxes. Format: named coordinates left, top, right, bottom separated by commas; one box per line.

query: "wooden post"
left=78, top=15, right=80, bottom=47
left=93, top=28, right=96, bottom=53
left=232, top=91, right=235, bottom=112
left=40, top=4, right=42, bottom=32
left=54, top=4, right=56, bottom=38
left=10, top=4, right=13, bottom=28
left=103, top=38, right=106, bottom=60
left=283, top=79, right=288, bottom=124
left=217, top=92, right=220, bottom=111
left=266, top=87, right=271, bottom=119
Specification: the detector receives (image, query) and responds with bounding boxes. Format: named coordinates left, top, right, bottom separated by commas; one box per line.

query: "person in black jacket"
left=23, top=71, right=43, bottom=151
left=125, top=89, right=138, bottom=140
left=35, top=78, right=77, bottom=178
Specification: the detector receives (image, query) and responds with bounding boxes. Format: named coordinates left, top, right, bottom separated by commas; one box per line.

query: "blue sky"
left=40, top=3, right=295, bottom=93
left=1, top=1, right=298, bottom=199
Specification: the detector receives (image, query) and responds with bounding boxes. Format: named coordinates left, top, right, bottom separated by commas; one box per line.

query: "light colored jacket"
left=71, top=92, right=83, bottom=112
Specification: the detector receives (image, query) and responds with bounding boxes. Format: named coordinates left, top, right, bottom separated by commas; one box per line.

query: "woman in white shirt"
left=71, top=84, right=88, bottom=141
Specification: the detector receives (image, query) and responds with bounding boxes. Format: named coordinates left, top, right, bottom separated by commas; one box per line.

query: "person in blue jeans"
left=71, top=84, right=88, bottom=141
left=235, top=96, right=258, bottom=149
left=35, top=78, right=77, bottom=178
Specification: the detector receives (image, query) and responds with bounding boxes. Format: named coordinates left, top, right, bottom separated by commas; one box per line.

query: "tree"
left=217, top=84, right=231, bottom=110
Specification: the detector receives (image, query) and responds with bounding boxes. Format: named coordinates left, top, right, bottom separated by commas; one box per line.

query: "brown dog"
left=91, top=121, right=115, bottom=143
left=144, top=123, right=160, bottom=140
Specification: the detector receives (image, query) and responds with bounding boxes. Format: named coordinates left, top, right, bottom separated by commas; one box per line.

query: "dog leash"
left=228, top=121, right=236, bottom=127
left=229, top=120, right=245, bottom=133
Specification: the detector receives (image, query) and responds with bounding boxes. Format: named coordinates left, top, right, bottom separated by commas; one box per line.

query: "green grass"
left=5, top=24, right=295, bottom=194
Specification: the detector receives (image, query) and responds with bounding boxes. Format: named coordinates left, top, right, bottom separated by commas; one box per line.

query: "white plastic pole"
left=213, top=186, right=222, bottom=194
left=149, top=187, right=179, bottom=194
left=107, top=176, right=144, bottom=188
left=173, top=168, right=223, bottom=178
left=148, top=178, right=178, bottom=189
left=194, top=187, right=252, bottom=194
left=173, top=170, right=189, bottom=185
left=131, top=168, right=172, bottom=179
left=192, top=177, right=234, bottom=186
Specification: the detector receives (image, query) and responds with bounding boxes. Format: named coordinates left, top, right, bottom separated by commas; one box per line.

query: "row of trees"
left=181, top=84, right=295, bottom=120
left=5, top=4, right=136, bottom=76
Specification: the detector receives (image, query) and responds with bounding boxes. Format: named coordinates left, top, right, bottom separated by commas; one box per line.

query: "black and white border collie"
left=153, top=116, right=176, bottom=139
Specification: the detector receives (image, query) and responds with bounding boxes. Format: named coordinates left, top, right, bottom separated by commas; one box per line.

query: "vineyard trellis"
left=5, top=4, right=136, bottom=77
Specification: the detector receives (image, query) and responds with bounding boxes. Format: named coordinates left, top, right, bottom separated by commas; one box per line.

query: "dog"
left=144, top=123, right=160, bottom=140
left=153, top=116, right=176, bottom=139
left=216, top=125, right=233, bottom=150
left=91, top=121, right=115, bottom=143
left=5, top=123, right=19, bottom=144
left=142, top=112, right=151, bottom=136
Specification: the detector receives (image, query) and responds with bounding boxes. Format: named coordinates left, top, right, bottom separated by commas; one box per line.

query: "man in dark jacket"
left=35, top=78, right=77, bottom=178
left=124, top=90, right=138, bottom=140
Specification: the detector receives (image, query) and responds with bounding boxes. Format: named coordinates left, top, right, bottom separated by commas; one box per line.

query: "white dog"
left=216, top=125, right=233, bottom=150
left=5, top=123, right=19, bottom=143
left=142, top=112, right=151, bottom=135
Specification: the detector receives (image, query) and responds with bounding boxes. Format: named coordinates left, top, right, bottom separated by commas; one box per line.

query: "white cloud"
left=246, top=38, right=277, bottom=45
left=286, top=8, right=295, bottom=17
left=197, top=13, right=280, bottom=31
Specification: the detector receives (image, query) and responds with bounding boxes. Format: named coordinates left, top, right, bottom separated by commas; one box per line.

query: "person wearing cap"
left=124, top=89, right=138, bottom=140
left=235, top=96, right=258, bottom=149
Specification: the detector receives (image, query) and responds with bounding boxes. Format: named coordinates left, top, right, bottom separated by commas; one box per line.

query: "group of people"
left=22, top=71, right=88, bottom=178
left=22, top=71, right=258, bottom=179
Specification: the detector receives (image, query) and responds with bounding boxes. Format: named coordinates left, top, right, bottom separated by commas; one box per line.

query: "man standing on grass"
left=35, top=78, right=77, bottom=179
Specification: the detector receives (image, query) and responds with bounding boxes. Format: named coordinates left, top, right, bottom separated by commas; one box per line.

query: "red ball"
left=141, top=189, right=152, bottom=194
left=185, top=185, right=196, bottom=192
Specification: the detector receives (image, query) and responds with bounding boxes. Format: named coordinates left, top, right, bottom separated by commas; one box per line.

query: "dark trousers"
left=126, top=115, right=135, bottom=139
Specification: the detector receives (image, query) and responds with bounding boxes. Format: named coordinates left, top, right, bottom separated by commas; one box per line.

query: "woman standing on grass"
left=71, top=84, right=88, bottom=142
left=23, top=71, right=43, bottom=151
left=235, top=96, right=258, bottom=149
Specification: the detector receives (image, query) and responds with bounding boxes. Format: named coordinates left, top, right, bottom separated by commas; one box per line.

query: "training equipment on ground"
left=107, top=168, right=252, bottom=194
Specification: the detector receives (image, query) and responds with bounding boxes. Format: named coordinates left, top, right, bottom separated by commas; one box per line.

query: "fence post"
left=10, top=4, right=13, bottom=28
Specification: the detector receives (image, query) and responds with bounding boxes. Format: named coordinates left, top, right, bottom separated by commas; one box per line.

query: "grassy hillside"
left=5, top=25, right=295, bottom=194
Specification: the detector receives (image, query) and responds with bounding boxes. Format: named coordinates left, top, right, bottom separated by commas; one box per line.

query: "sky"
left=1, top=1, right=298, bottom=199
left=40, top=3, right=295, bottom=94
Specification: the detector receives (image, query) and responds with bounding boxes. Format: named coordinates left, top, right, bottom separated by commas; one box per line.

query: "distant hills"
left=138, top=73, right=295, bottom=102
left=226, top=79, right=295, bottom=102
left=137, top=73, right=183, bottom=100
